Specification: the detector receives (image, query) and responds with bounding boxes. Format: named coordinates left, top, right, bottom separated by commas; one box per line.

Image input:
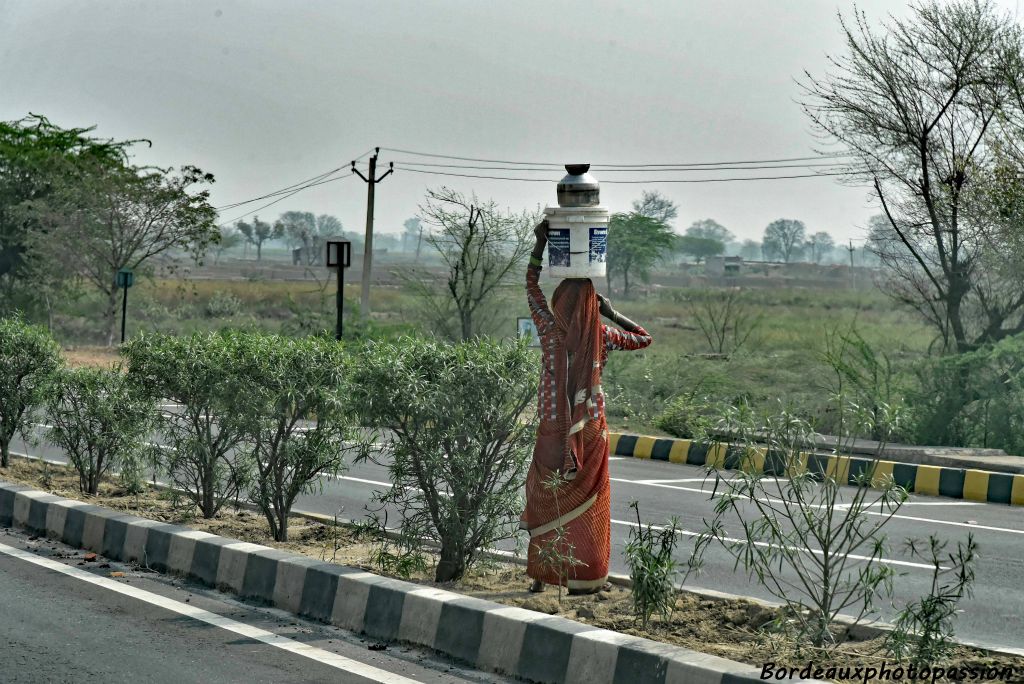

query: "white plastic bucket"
left=544, top=205, right=610, bottom=279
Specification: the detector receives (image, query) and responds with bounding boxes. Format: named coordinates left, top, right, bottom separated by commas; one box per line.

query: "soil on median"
left=2, top=457, right=1021, bottom=682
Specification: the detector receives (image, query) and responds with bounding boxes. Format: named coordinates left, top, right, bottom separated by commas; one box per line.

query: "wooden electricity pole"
left=351, top=148, right=393, bottom=319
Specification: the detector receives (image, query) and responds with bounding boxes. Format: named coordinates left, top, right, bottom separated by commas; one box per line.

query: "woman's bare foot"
left=528, top=579, right=545, bottom=593
left=568, top=582, right=613, bottom=596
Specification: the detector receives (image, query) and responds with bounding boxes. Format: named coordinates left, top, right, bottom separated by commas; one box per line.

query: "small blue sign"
left=589, top=227, right=607, bottom=265
left=517, top=317, right=541, bottom=347
left=548, top=228, right=571, bottom=268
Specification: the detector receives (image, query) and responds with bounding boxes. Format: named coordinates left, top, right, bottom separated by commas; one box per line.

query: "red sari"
left=522, top=262, right=652, bottom=589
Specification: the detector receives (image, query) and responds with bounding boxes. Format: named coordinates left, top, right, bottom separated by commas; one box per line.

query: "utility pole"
left=351, top=148, right=393, bottom=319
left=847, top=239, right=856, bottom=290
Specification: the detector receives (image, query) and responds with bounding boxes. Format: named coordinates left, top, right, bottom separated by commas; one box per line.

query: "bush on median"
left=45, top=365, right=154, bottom=495
left=0, top=315, right=64, bottom=468
left=350, top=336, right=537, bottom=582
left=123, top=332, right=252, bottom=519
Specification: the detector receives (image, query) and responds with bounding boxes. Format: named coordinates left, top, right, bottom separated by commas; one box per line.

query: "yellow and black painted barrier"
left=608, top=432, right=1024, bottom=506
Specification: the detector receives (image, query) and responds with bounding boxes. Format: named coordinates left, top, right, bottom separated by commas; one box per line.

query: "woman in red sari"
left=522, top=221, right=652, bottom=594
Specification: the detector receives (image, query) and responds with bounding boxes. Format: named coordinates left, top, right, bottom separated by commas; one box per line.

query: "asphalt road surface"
left=0, top=525, right=514, bottom=683
left=9, top=426, right=1024, bottom=649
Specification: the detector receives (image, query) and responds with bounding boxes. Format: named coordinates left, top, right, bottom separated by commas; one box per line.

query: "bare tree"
left=803, top=0, right=1024, bottom=352
left=689, top=288, right=763, bottom=355
left=632, top=190, right=678, bottom=226
left=763, top=218, right=806, bottom=263
left=806, top=231, right=836, bottom=264
left=405, top=188, right=535, bottom=340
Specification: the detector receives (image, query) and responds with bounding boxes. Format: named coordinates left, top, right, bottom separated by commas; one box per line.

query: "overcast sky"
left=2, top=0, right=1021, bottom=243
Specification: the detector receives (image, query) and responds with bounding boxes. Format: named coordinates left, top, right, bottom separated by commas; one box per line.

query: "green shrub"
left=690, top=400, right=906, bottom=649
left=625, top=502, right=681, bottom=628
left=203, top=290, right=243, bottom=318
left=45, top=366, right=154, bottom=494
left=224, top=333, right=362, bottom=542
left=886, top=534, right=978, bottom=665
left=122, top=332, right=251, bottom=518
left=0, top=315, right=63, bottom=468
left=655, top=394, right=716, bottom=439
left=350, top=336, right=537, bottom=582
left=910, top=334, right=1024, bottom=453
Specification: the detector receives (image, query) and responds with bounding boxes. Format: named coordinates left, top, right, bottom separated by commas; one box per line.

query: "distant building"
left=292, top=235, right=345, bottom=266
left=706, top=256, right=743, bottom=277
left=292, top=236, right=388, bottom=266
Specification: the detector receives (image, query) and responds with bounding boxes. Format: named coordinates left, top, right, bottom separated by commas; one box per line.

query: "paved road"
left=9, top=429, right=1024, bottom=648
left=0, top=525, right=513, bottom=683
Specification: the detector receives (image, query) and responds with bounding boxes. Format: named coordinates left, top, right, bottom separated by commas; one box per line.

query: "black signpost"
left=116, top=267, right=134, bottom=343
left=326, top=240, right=352, bottom=340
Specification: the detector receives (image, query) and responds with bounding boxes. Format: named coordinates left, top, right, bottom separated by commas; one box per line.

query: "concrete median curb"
left=608, top=432, right=1024, bottom=507
left=0, top=479, right=809, bottom=684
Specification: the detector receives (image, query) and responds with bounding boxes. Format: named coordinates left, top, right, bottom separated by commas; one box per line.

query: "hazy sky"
left=3, top=1, right=1022, bottom=244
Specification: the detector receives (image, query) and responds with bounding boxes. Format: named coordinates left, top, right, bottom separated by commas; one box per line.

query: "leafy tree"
left=802, top=0, right=1024, bottom=352
left=29, top=162, right=218, bottom=345
left=214, top=226, right=242, bottom=263
left=278, top=210, right=317, bottom=251
left=276, top=211, right=342, bottom=265
left=351, top=337, right=537, bottom=582
left=45, top=366, right=154, bottom=494
left=123, top=333, right=251, bottom=518
left=405, top=188, right=534, bottom=340
left=632, top=190, right=678, bottom=226
left=235, top=215, right=281, bottom=262
left=677, top=235, right=724, bottom=264
left=0, top=114, right=134, bottom=318
left=685, top=218, right=733, bottom=244
left=226, top=333, right=360, bottom=541
left=607, top=212, right=676, bottom=297
left=0, top=315, right=63, bottom=468
left=738, top=240, right=761, bottom=260
left=806, top=231, right=836, bottom=263
left=762, top=218, right=806, bottom=263
left=403, top=217, right=423, bottom=259
left=316, top=214, right=343, bottom=237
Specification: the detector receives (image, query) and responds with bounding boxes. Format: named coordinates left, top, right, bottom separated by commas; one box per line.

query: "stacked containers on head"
left=544, top=164, right=611, bottom=279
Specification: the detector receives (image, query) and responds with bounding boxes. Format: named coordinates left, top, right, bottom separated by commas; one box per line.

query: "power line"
left=214, top=149, right=374, bottom=211
left=218, top=172, right=354, bottom=226
left=215, top=168, right=347, bottom=211
left=391, top=159, right=844, bottom=172
left=382, top=146, right=853, bottom=167
left=394, top=166, right=848, bottom=184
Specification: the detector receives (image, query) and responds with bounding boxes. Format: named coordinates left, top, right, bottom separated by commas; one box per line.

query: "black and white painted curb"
left=0, top=480, right=817, bottom=684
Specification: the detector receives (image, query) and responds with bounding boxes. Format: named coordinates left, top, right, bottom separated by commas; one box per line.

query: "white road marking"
left=631, top=478, right=708, bottom=484
left=609, top=518, right=943, bottom=570
left=863, top=510, right=1024, bottom=535
left=610, top=476, right=706, bottom=495
left=332, top=474, right=395, bottom=489
left=0, top=542, right=420, bottom=684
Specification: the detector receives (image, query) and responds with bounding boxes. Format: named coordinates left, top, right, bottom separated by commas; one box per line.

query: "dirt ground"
left=2, top=457, right=1021, bottom=682
left=62, top=346, right=122, bottom=369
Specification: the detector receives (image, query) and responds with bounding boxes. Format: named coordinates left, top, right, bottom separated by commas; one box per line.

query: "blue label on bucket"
left=589, top=227, right=607, bottom=264
left=548, top=228, right=571, bottom=267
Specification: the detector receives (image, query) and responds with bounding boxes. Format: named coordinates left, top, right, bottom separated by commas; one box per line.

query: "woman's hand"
left=596, top=293, right=614, bottom=319
left=534, top=220, right=549, bottom=244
